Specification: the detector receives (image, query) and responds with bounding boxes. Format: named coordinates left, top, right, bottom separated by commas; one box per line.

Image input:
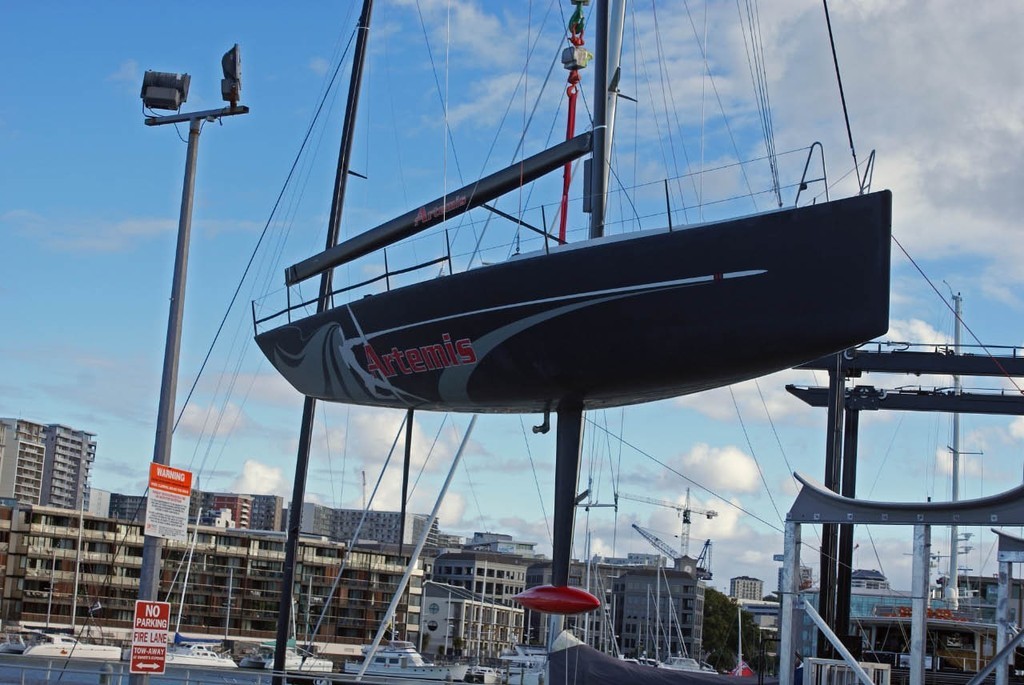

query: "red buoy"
left=514, top=585, right=601, bottom=615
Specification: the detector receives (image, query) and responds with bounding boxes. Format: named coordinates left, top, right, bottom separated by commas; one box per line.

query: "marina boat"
left=20, top=632, right=121, bottom=661
left=343, top=640, right=468, bottom=682
left=239, top=642, right=333, bottom=673
left=465, top=664, right=502, bottom=684
left=254, top=0, right=892, bottom=680
left=661, top=656, right=704, bottom=672
left=0, top=631, right=32, bottom=655
left=254, top=0, right=891, bottom=637
left=165, top=640, right=238, bottom=669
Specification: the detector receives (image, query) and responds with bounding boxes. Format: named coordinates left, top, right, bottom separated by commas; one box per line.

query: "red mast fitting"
left=558, top=0, right=592, bottom=243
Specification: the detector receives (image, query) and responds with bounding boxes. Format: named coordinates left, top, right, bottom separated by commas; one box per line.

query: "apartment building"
left=41, top=424, right=96, bottom=510
left=730, top=575, right=765, bottom=601
left=299, top=503, right=439, bottom=547
left=0, top=419, right=96, bottom=511
left=0, top=419, right=47, bottom=505
left=0, top=501, right=423, bottom=655
left=613, top=565, right=706, bottom=660
left=420, top=580, right=525, bottom=659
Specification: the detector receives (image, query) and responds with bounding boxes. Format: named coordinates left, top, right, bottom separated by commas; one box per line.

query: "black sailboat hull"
left=255, top=190, right=891, bottom=412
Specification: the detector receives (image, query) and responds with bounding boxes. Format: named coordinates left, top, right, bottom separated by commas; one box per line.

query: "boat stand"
left=780, top=474, right=1024, bottom=685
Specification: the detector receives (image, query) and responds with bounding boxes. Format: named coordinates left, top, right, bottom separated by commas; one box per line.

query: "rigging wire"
left=519, top=415, right=553, bottom=546
left=893, top=235, right=1024, bottom=395
left=680, top=0, right=761, bottom=211
left=736, top=0, right=782, bottom=206
left=822, top=0, right=863, bottom=193
left=729, top=386, right=784, bottom=525
left=170, top=25, right=361, bottom=437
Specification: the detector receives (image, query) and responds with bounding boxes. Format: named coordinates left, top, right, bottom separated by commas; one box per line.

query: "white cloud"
left=309, top=57, right=330, bottom=76
left=230, top=459, right=288, bottom=496
left=678, top=443, right=761, bottom=494
left=883, top=319, right=952, bottom=348
left=676, top=369, right=817, bottom=424
left=177, top=402, right=247, bottom=440
left=108, top=59, right=139, bottom=83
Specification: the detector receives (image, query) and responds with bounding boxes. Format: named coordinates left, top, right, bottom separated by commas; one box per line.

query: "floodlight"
left=221, top=44, right=242, bottom=107
left=141, top=70, right=191, bottom=111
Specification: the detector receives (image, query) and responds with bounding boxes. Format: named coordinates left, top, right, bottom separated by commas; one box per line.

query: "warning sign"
left=130, top=600, right=170, bottom=674
left=144, top=463, right=193, bottom=541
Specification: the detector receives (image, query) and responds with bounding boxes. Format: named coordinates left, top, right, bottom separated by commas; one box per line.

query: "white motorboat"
left=165, top=642, right=238, bottom=669
left=466, top=664, right=501, bottom=683
left=239, top=643, right=333, bottom=673
left=0, top=631, right=33, bottom=654
left=661, top=656, right=704, bottom=672
left=21, top=632, right=121, bottom=660
left=499, top=643, right=548, bottom=684
left=344, top=640, right=468, bottom=682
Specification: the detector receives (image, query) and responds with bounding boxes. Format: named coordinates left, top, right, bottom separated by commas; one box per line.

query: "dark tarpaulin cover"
left=549, top=644, right=737, bottom=685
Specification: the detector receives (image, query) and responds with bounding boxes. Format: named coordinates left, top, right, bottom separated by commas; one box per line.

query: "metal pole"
left=997, top=558, right=1010, bottom=685
left=948, top=292, right=963, bottom=609
left=130, top=114, right=202, bottom=685
left=46, top=549, right=56, bottom=628
left=588, top=0, right=609, bottom=239
left=779, top=521, right=800, bottom=685
left=910, top=524, right=931, bottom=685
left=225, top=566, right=233, bottom=641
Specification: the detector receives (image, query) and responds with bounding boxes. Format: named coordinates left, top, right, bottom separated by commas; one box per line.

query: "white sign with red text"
left=145, top=463, right=193, bottom=541
left=130, top=600, right=170, bottom=674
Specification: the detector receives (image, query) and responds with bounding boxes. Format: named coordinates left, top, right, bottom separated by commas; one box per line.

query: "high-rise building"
left=109, top=493, right=148, bottom=522
left=298, top=503, right=439, bottom=546
left=730, top=575, right=764, bottom=601
left=250, top=494, right=284, bottom=531
left=0, top=418, right=47, bottom=504
left=0, top=419, right=96, bottom=510
left=41, top=424, right=96, bottom=510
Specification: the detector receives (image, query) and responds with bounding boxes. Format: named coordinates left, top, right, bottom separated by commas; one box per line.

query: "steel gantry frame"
left=788, top=343, right=1024, bottom=658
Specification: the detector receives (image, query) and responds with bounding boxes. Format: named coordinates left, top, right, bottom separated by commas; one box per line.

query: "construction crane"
left=694, top=539, right=713, bottom=581
left=617, top=488, right=718, bottom=556
left=631, top=523, right=679, bottom=563
left=633, top=524, right=714, bottom=580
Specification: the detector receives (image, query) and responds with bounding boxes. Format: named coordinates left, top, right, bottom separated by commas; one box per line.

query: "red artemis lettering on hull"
left=363, top=334, right=477, bottom=379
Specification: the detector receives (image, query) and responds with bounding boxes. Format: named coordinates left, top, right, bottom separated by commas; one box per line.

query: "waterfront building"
left=0, top=501, right=422, bottom=656
left=612, top=565, right=705, bottom=660
left=420, top=580, right=525, bottom=659
left=250, top=493, right=284, bottom=531
left=298, top=502, right=439, bottom=546
left=41, top=424, right=96, bottom=510
left=108, top=492, right=146, bottom=522
left=730, top=575, right=765, bottom=601
left=0, top=419, right=47, bottom=505
left=87, top=488, right=110, bottom=517
left=0, top=419, right=96, bottom=511
left=464, top=532, right=539, bottom=557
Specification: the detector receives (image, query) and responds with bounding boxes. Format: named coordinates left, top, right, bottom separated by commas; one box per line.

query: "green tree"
left=701, top=588, right=765, bottom=673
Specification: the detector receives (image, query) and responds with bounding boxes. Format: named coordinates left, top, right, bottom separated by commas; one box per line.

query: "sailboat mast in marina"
left=254, top=0, right=893, bottom=661
left=272, top=0, right=375, bottom=680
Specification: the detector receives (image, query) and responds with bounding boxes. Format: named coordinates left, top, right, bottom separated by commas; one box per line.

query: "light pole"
left=131, top=45, right=248, bottom=685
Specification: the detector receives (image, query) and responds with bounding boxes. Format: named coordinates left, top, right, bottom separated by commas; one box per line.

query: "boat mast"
left=586, top=0, right=625, bottom=240
left=947, top=292, right=963, bottom=610
left=273, top=1, right=374, bottom=680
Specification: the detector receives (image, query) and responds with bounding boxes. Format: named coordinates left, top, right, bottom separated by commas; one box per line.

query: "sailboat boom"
left=285, top=131, right=593, bottom=286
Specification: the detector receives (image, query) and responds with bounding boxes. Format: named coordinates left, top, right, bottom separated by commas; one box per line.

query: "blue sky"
left=4, top=1, right=1024, bottom=595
